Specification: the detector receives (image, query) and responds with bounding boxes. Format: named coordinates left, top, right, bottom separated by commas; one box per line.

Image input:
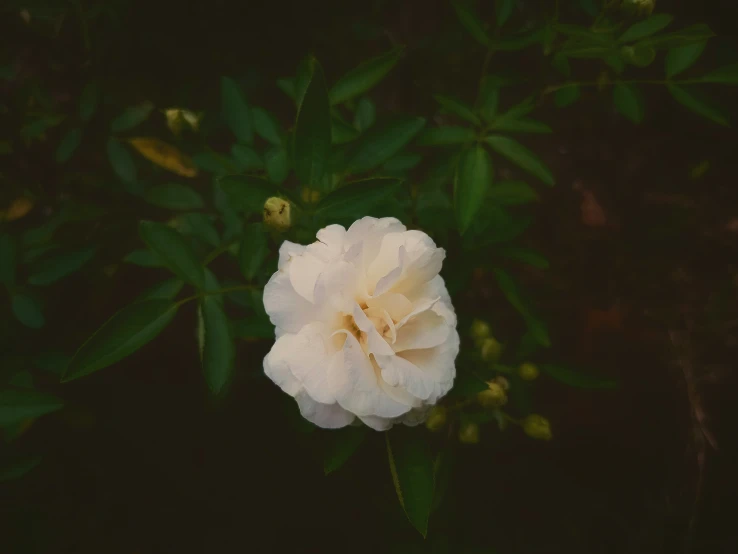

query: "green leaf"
left=231, top=317, right=273, bottom=339
left=700, top=63, right=738, bottom=84
left=137, top=279, right=184, bottom=301
left=637, top=23, right=714, bottom=49
left=27, top=246, right=96, bottom=286
left=124, top=249, right=165, bottom=268
left=493, top=268, right=550, bottom=346
left=218, top=175, right=281, bottom=213
left=554, top=86, right=580, bottom=108
left=540, top=364, right=618, bottom=389
left=277, top=77, right=296, bottom=101
left=34, top=352, right=71, bottom=374
left=0, top=455, right=42, bottom=482
left=613, top=83, right=645, bottom=124
left=107, top=138, right=137, bottom=184
left=433, top=94, right=481, bottom=126
left=383, top=152, right=422, bottom=172
left=347, top=117, right=426, bottom=173
left=324, top=426, right=367, bottom=475
left=62, top=300, right=178, bottom=382
left=0, top=233, right=16, bottom=287
left=231, top=144, right=263, bottom=171
left=110, top=101, right=154, bottom=132
left=294, top=56, right=314, bottom=109
left=192, top=151, right=236, bottom=175
left=667, top=84, right=729, bottom=126
left=0, top=389, right=63, bottom=426
left=496, top=0, right=514, bottom=27
left=265, top=147, right=290, bottom=184
left=488, top=180, right=539, bottom=205
left=416, top=126, right=475, bottom=146
left=252, top=106, right=283, bottom=145
left=332, top=118, right=361, bottom=144
left=622, top=44, right=656, bottom=67
left=455, top=145, right=492, bottom=235
left=453, top=2, right=490, bottom=46
left=174, top=213, right=220, bottom=247
left=478, top=76, right=500, bottom=121
left=55, top=127, right=82, bottom=163
left=386, top=430, right=435, bottom=537
left=497, top=246, right=549, bottom=269
left=484, top=135, right=554, bottom=186
left=221, top=77, right=253, bottom=143
left=78, top=81, right=99, bottom=122
left=315, top=177, right=401, bottom=218
left=144, top=183, right=204, bottom=211
left=239, top=223, right=268, bottom=281
left=294, top=58, right=331, bottom=186
left=353, top=97, right=376, bottom=132
left=199, top=297, right=234, bottom=395
left=619, top=14, right=673, bottom=43
left=488, top=117, right=552, bottom=134
left=329, top=47, right=404, bottom=105
left=665, top=41, right=706, bottom=78
left=139, top=221, right=205, bottom=288
left=11, top=294, right=45, bottom=329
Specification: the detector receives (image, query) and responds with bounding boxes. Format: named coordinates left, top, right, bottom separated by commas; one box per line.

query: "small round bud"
left=425, top=406, right=447, bottom=432
left=480, top=337, right=502, bottom=362
left=263, top=197, right=291, bottom=231
left=523, top=414, right=552, bottom=441
left=458, top=421, right=480, bottom=444
left=470, top=319, right=491, bottom=342
left=518, top=363, right=539, bottom=381
left=493, top=376, right=510, bottom=391
left=477, top=382, right=507, bottom=408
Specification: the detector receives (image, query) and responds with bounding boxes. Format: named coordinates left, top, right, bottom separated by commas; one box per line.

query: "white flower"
left=263, top=216, right=459, bottom=431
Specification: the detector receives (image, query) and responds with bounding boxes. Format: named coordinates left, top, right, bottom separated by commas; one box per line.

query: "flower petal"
left=393, top=310, right=450, bottom=352
left=289, top=252, right=325, bottom=303
left=282, top=322, right=337, bottom=404
left=264, top=270, right=319, bottom=334
left=263, top=333, right=303, bottom=397
left=375, top=354, right=438, bottom=401
left=397, top=331, right=460, bottom=402
left=278, top=241, right=307, bottom=270
left=366, top=293, right=413, bottom=322
left=359, top=415, right=393, bottom=431
left=295, top=391, right=355, bottom=429
left=352, top=303, right=394, bottom=356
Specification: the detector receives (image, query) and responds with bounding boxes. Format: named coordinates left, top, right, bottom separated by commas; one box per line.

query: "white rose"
left=262, top=216, right=460, bottom=431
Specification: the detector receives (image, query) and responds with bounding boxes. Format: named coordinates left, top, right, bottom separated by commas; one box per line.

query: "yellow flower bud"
left=425, top=406, right=447, bottom=432
left=477, top=382, right=507, bottom=408
left=518, top=362, right=539, bottom=381
left=164, top=108, right=201, bottom=136
left=523, top=414, right=552, bottom=441
left=480, top=337, right=502, bottom=362
left=458, top=421, right=480, bottom=444
left=300, top=187, right=322, bottom=204
left=263, top=197, right=291, bottom=231
left=1, top=197, right=34, bottom=222
left=493, top=376, right=510, bottom=390
left=470, top=319, right=491, bottom=342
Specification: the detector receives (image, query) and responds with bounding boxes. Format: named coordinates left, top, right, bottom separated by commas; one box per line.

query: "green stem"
left=202, top=238, right=239, bottom=265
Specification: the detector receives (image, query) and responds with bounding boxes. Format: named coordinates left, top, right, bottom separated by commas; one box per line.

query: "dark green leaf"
left=192, top=151, right=236, bottom=175
left=613, top=83, right=645, bottom=123
left=218, top=175, right=281, bottom=213
left=619, top=14, right=673, bottom=43
left=315, top=177, right=401, bottom=218
left=294, top=56, right=314, bottom=109
left=468, top=207, right=532, bottom=247
left=34, top=352, right=71, bottom=374
left=0, top=233, right=15, bottom=287
left=265, top=147, right=290, bottom=184
left=107, top=138, right=137, bottom=184
left=137, top=279, right=184, bottom=301
left=139, top=221, right=205, bottom=288
left=353, top=97, right=376, bottom=132
left=294, top=58, right=331, bottom=186
left=0, top=455, right=42, bottom=482
left=347, top=117, right=426, bottom=173
left=453, top=2, right=490, bottom=46
left=700, top=63, right=738, bottom=84
left=578, top=0, right=599, bottom=17
left=665, top=41, right=706, bottom=78
left=239, top=223, right=268, bottom=281
left=330, top=47, right=404, bottom=105
left=497, top=246, right=549, bottom=269
left=62, top=300, right=178, bottom=382
left=383, top=153, right=422, bottom=172
left=386, top=430, right=435, bottom=537
left=540, top=364, right=618, bottom=389
left=668, top=84, right=729, bottom=126
left=199, top=297, right=234, bottom=395
left=78, top=81, right=99, bottom=122
left=0, top=389, right=63, bottom=426
left=416, top=126, right=475, bottom=146
left=484, top=135, right=554, bottom=185
left=455, top=145, right=492, bottom=235
left=11, top=294, right=45, bottom=329
left=493, top=268, right=550, bottom=346
left=496, top=0, right=514, bottom=27
left=110, top=102, right=154, bottom=132
left=124, top=249, right=165, bottom=268
left=252, top=107, right=283, bottom=145
left=144, top=183, right=204, bottom=211
left=173, top=213, right=220, bottom=248
left=488, top=180, right=539, bottom=205
left=231, top=144, right=263, bottom=171
left=221, top=77, right=253, bottom=143
left=637, top=23, right=714, bottom=49
left=28, top=246, right=96, bottom=286
left=622, top=44, right=656, bottom=67
left=488, top=117, right=552, bottom=134
left=478, top=76, right=500, bottom=121
left=433, top=94, right=481, bottom=126
left=332, top=118, right=361, bottom=144
left=277, top=77, right=296, bottom=101
left=55, top=128, right=83, bottom=163
left=324, top=426, right=367, bottom=475
left=494, top=28, right=546, bottom=51
left=554, top=85, right=580, bottom=107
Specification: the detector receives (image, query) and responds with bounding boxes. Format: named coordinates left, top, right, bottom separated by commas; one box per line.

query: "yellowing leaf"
left=128, top=137, right=198, bottom=178
left=1, top=197, right=34, bottom=222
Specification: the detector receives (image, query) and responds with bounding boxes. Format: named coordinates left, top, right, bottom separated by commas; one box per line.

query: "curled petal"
left=264, top=270, right=319, bottom=334
left=295, top=391, right=355, bottom=429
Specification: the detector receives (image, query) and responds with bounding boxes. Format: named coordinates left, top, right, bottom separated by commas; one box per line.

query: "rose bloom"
left=263, top=216, right=459, bottom=431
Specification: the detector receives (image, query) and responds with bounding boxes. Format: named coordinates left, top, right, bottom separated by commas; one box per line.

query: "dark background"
left=2, top=1, right=738, bottom=552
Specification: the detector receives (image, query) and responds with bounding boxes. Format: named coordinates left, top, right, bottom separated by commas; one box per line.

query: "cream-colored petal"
left=263, top=333, right=303, bottom=397
left=263, top=270, right=318, bottom=334
left=277, top=241, right=306, bottom=270
left=289, top=253, right=325, bottom=303
left=295, top=391, right=355, bottom=429
left=366, top=293, right=413, bottom=322
left=352, top=303, right=394, bottom=356
left=393, top=310, right=450, bottom=352
left=359, top=415, right=394, bottom=431
left=281, top=322, right=337, bottom=404
left=375, top=354, right=437, bottom=401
